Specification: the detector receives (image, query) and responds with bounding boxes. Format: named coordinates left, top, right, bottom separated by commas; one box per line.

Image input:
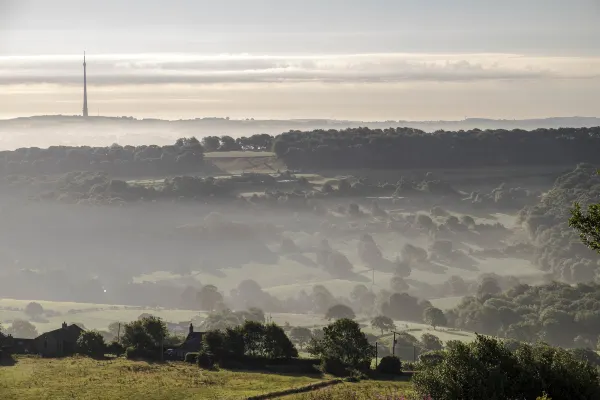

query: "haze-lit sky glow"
left=1, top=0, right=599, bottom=120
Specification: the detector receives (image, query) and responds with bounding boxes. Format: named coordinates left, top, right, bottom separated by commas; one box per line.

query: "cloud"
left=0, top=53, right=599, bottom=86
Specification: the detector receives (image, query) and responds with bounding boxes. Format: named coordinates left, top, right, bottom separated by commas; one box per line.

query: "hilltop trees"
left=24, top=302, right=44, bottom=319
left=272, top=127, right=600, bottom=171
left=371, top=315, right=395, bottom=335
left=423, top=307, right=447, bottom=329
left=325, top=304, right=356, bottom=321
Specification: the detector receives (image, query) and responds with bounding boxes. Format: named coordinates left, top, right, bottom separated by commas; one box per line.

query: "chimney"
left=189, top=323, right=193, bottom=335
left=62, top=322, right=67, bottom=329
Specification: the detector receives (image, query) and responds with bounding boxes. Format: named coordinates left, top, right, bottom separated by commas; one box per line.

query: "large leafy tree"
left=289, top=327, right=312, bottom=350
left=570, top=202, right=600, bottom=253
left=325, top=304, right=356, bottom=321
left=6, top=320, right=38, bottom=339
left=308, top=318, right=374, bottom=369
left=121, top=316, right=168, bottom=350
left=370, top=315, right=395, bottom=335
left=423, top=307, right=447, bottom=329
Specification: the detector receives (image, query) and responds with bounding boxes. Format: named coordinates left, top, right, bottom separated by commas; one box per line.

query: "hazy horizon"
left=1, top=0, right=599, bottom=121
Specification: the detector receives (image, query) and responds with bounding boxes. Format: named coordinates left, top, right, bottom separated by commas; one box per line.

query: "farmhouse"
left=34, top=322, right=84, bottom=357
left=171, top=323, right=204, bottom=359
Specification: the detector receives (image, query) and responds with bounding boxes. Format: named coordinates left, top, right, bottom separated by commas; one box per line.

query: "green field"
left=0, top=356, right=412, bottom=400
left=204, top=151, right=276, bottom=158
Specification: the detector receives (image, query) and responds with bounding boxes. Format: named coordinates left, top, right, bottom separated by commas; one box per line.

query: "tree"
left=420, top=333, right=443, bottom=351
left=371, top=315, right=395, bottom=335
left=76, top=330, right=106, bottom=358
left=570, top=201, right=600, bottom=253
left=289, top=327, right=312, bottom=350
left=197, top=285, right=224, bottom=311
left=423, top=307, right=447, bottom=329
left=308, top=318, right=374, bottom=370
left=413, top=334, right=600, bottom=400
left=476, top=276, right=501, bottom=297
left=262, top=323, right=298, bottom=359
left=201, top=136, right=221, bottom=152
left=325, top=304, right=356, bottom=321
left=24, top=302, right=44, bottom=319
left=121, top=316, right=168, bottom=350
left=6, top=320, right=38, bottom=339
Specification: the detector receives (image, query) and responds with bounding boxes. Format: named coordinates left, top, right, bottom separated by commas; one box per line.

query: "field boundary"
left=246, top=379, right=343, bottom=400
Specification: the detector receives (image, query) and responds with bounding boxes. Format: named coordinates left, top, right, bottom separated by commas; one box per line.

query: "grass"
left=204, top=151, right=276, bottom=158
left=0, top=356, right=327, bottom=400
left=290, top=380, right=414, bottom=399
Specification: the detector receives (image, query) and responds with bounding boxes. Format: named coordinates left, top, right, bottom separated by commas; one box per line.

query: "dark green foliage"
left=376, top=356, right=402, bottom=375
left=308, top=319, right=374, bottom=371
left=197, top=349, right=215, bottom=369
left=320, top=357, right=349, bottom=377
left=570, top=201, right=600, bottom=253
left=125, top=346, right=159, bottom=360
left=262, top=323, right=298, bottom=359
left=273, top=127, right=600, bottom=170
left=184, top=352, right=198, bottom=364
left=76, top=330, right=106, bottom=358
left=412, top=334, right=600, bottom=400
left=120, top=316, right=168, bottom=356
left=420, top=333, right=443, bottom=351
left=107, top=340, right=125, bottom=356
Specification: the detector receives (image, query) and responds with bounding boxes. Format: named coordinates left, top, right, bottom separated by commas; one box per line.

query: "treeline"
left=448, top=281, right=600, bottom=349
left=272, top=127, right=600, bottom=170
left=0, top=137, right=206, bottom=177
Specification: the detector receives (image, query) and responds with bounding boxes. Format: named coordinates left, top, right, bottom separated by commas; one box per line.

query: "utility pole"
left=392, top=331, right=397, bottom=357
left=160, top=333, right=164, bottom=362
left=374, top=342, right=378, bottom=368
left=117, top=323, right=121, bottom=342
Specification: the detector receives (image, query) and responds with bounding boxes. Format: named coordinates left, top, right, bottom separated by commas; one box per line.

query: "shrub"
left=125, top=346, right=159, bottom=361
left=197, top=350, right=215, bottom=369
left=376, top=355, right=402, bottom=375
left=75, top=330, right=106, bottom=358
left=320, top=357, right=349, bottom=377
left=184, top=352, right=198, bottom=364
left=107, top=341, right=125, bottom=356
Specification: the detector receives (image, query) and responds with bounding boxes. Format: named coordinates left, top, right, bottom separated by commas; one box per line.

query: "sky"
left=0, top=0, right=599, bottom=120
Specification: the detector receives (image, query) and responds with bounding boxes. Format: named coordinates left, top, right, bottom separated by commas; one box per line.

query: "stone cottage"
left=171, top=323, right=204, bottom=360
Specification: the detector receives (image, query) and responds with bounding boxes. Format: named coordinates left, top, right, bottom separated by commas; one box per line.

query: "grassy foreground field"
left=0, top=356, right=412, bottom=400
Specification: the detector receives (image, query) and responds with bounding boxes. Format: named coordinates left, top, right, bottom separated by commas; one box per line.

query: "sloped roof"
left=37, top=324, right=84, bottom=343
left=177, top=332, right=204, bottom=351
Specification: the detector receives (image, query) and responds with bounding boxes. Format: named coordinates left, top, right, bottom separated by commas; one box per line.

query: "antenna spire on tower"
left=83, top=51, right=89, bottom=118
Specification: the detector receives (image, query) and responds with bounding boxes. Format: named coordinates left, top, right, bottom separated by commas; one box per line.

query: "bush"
left=184, top=352, right=198, bottom=364
left=75, top=330, right=106, bottom=358
left=107, top=341, right=125, bottom=356
left=320, top=357, right=349, bottom=377
left=197, top=350, right=215, bottom=369
left=125, top=346, right=159, bottom=361
left=376, top=355, right=402, bottom=375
